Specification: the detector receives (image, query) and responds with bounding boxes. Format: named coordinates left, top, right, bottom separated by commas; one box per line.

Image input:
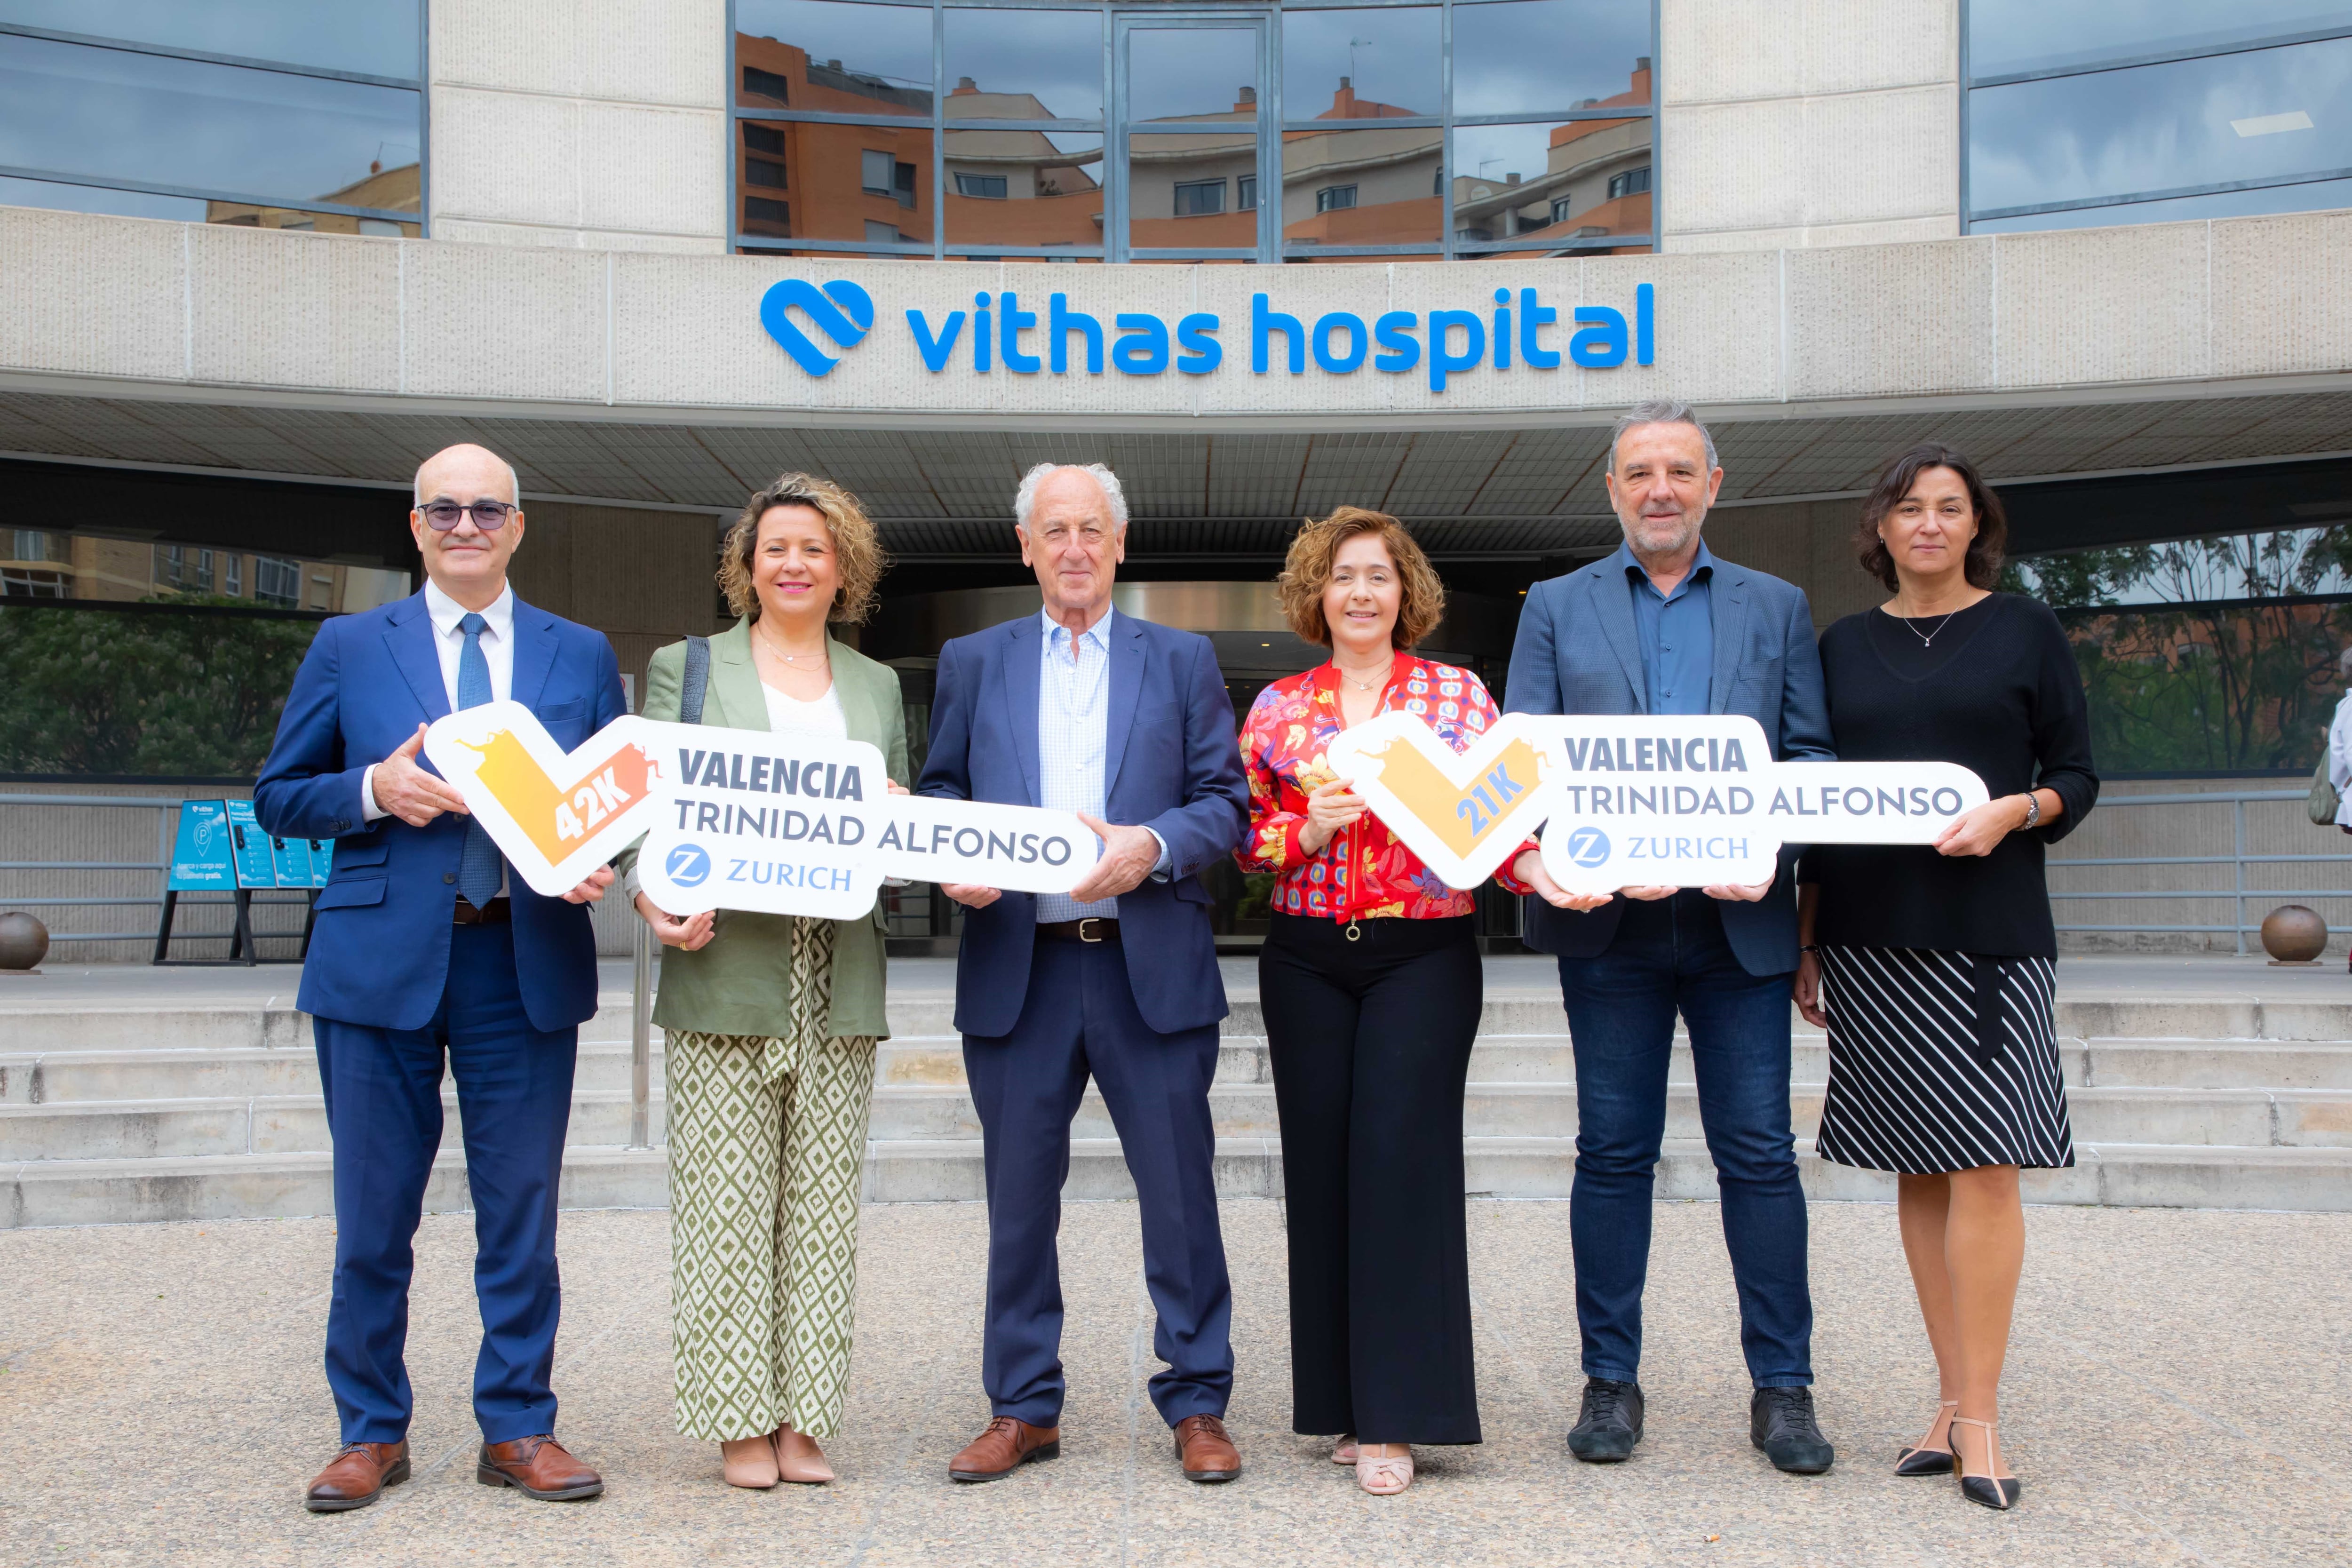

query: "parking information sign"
left=166, top=802, right=236, bottom=891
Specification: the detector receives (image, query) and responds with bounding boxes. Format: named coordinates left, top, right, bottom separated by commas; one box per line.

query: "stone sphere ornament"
left=0, top=910, right=49, bottom=971
left=2260, top=904, right=2328, bottom=964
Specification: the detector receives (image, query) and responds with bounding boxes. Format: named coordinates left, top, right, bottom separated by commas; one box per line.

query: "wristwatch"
left=2020, top=793, right=2042, bottom=829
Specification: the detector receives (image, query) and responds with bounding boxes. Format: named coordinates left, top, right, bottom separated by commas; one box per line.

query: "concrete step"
left=14, top=1136, right=2352, bottom=1227
left=19, top=1076, right=2352, bottom=1165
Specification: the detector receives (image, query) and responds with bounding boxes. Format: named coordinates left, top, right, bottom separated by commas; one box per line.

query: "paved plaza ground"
left=3, top=1195, right=2347, bottom=1567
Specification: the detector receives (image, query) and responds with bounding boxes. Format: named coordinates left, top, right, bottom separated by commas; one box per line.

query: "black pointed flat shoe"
left=1896, top=1399, right=1959, bottom=1476
left=1952, top=1417, right=2022, bottom=1511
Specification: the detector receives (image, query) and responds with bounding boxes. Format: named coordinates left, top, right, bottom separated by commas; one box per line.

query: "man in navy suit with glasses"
left=256, top=444, right=624, bottom=1512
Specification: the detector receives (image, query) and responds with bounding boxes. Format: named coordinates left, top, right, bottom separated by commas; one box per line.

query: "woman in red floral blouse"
left=1237, top=506, right=1533, bottom=1497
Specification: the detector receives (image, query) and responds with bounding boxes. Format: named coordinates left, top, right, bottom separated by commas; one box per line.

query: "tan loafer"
left=1174, top=1414, right=1241, bottom=1483
left=948, top=1416, right=1060, bottom=1482
left=304, top=1440, right=410, bottom=1512
left=476, top=1434, right=604, bottom=1501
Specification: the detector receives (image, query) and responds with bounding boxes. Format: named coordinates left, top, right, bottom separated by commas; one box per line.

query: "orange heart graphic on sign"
left=447, top=728, right=661, bottom=864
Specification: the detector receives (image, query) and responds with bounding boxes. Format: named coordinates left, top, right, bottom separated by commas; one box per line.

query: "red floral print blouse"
left=1237, top=650, right=1535, bottom=921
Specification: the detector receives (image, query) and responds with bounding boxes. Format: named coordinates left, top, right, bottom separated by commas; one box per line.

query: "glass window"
left=1969, top=35, right=2352, bottom=218
left=736, top=0, right=934, bottom=116
left=1283, top=126, right=1441, bottom=247
left=1450, top=0, right=1653, bottom=117
left=1125, top=28, right=1260, bottom=127
left=1968, top=0, right=2352, bottom=80
left=946, top=129, right=1102, bottom=250
left=1968, top=174, right=2352, bottom=231
left=1238, top=173, right=1258, bottom=210
left=0, top=1, right=421, bottom=80
left=0, top=33, right=421, bottom=211
left=946, top=7, right=1103, bottom=122
left=1174, top=178, right=1225, bottom=215
left=736, top=121, right=931, bottom=246
left=1281, top=7, right=1441, bottom=122
left=1452, top=118, right=1651, bottom=245
left=1129, top=131, right=1256, bottom=248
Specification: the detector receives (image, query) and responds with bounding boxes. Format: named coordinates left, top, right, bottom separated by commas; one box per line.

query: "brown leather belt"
left=1038, top=917, right=1120, bottom=943
left=453, top=896, right=511, bottom=926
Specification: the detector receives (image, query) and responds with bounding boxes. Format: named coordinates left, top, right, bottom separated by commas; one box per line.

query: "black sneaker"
left=1750, top=1386, right=1835, bottom=1474
left=1567, top=1377, right=1645, bottom=1463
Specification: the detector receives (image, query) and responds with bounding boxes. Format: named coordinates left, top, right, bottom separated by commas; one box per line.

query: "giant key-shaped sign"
left=423, top=702, right=1098, bottom=918
left=1324, top=711, right=1987, bottom=895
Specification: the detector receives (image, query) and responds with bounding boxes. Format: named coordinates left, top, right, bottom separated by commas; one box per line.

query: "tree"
left=0, top=599, right=320, bottom=778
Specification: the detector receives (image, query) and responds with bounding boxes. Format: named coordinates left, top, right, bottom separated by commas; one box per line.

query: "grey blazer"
left=1503, top=548, right=1834, bottom=976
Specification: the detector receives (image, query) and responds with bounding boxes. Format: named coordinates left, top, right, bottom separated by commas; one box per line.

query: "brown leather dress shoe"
left=476, top=1434, right=605, bottom=1500
left=948, top=1416, right=1061, bottom=1482
left=304, top=1440, right=410, bottom=1512
left=1173, top=1414, right=1241, bottom=1483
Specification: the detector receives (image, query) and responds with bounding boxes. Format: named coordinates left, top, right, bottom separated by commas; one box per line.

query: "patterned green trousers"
left=667, top=918, right=878, bottom=1442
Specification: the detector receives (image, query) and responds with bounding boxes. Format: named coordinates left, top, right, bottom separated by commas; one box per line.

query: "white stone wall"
left=6, top=203, right=2346, bottom=424
left=1659, top=0, right=1960, bottom=254
left=427, top=0, right=729, bottom=253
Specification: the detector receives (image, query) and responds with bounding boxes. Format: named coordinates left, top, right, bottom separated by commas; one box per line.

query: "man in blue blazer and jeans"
left=1504, top=400, right=1839, bottom=1475
left=256, top=443, right=624, bottom=1512
left=919, top=462, right=1250, bottom=1486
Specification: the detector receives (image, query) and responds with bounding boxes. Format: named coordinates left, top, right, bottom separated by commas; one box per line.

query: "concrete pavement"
left=2, top=1197, right=2347, bottom=1566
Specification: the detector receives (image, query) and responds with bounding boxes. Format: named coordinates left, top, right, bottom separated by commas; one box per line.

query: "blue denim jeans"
left=1557, top=890, right=1813, bottom=1389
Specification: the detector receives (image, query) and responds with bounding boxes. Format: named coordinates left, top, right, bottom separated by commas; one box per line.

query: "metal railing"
left=0, top=793, right=310, bottom=954
left=2047, top=788, right=2352, bottom=955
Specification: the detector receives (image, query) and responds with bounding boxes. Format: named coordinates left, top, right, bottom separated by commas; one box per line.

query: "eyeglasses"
left=419, top=500, right=518, bottom=532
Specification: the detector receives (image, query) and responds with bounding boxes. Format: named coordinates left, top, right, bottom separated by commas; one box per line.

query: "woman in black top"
left=1794, top=443, right=2098, bottom=1513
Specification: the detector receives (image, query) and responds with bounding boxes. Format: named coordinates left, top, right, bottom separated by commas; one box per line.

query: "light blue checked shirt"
left=1034, top=605, right=1168, bottom=923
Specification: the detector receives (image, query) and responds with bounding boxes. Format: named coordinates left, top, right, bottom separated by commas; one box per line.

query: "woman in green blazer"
left=619, top=473, right=907, bottom=1489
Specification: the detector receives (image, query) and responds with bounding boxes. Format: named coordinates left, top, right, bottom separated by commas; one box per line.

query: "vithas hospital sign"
left=761, top=278, right=1655, bottom=393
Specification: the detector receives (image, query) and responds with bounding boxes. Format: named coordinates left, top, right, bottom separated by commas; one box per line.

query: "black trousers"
left=1259, top=911, right=1482, bottom=1445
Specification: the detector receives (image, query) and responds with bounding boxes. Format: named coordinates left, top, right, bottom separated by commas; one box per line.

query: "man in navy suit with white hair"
left=919, top=461, right=1251, bottom=1487
left=1506, top=399, right=1840, bottom=1477
left=257, top=443, right=624, bottom=1512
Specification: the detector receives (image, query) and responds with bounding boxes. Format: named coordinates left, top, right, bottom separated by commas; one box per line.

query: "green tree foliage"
left=2009, top=528, right=2352, bottom=774
left=0, top=599, right=319, bottom=778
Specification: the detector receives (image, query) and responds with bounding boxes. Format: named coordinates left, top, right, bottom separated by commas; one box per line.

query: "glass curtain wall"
left=729, top=0, right=1654, bottom=262
left=0, top=2, right=426, bottom=237
left=1964, top=1, right=2352, bottom=232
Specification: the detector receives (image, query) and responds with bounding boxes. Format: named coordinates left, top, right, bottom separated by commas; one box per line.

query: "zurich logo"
left=665, top=843, right=714, bottom=888
left=1565, top=827, right=1611, bottom=869
left=759, top=278, right=875, bottom=377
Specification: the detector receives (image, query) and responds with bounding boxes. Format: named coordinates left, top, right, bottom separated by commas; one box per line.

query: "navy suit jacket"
left=918, top=612, right=1249, bottom=1039
left=254, top=590, right=627, bottom=1033
left=1504, top=550, right=1834, bottom=976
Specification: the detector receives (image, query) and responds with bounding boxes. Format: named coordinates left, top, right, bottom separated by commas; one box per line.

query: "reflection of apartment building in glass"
left=736, top=35, right=934, bottom=246
left=1450, top=62, right=1650, bottom=246
left=0, top=530, right=406, bottom=613
left=205, top=162, right=422, bottom=238
left=944, top=79, right=1104, bottom=255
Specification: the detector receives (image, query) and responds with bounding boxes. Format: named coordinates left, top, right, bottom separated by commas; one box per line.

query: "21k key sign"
left=423, top=702, right=1098, bottom=918
left=1323, top=712, right=1987, bottom=895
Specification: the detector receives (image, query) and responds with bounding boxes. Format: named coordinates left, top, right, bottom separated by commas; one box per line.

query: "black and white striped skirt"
left=1815, top=946, right=2074, bottom=1176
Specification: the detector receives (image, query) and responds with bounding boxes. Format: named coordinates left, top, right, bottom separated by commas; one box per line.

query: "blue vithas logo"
left=666, top=843, right=714, bottom=887
left=1565, top=827, right=1611, bottom=868
left=759, top=279, right=874, bottom=376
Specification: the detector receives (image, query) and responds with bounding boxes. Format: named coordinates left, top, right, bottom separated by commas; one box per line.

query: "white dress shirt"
left=2329, top=688, right=2352, bottom=828
left=359, top=580, right=516, bottom=823
left=1033, top=605, right=1168, bottom=922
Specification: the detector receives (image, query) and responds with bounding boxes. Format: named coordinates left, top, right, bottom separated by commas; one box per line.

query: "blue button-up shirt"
left=1032, top=605, right=1168, bottom=922
left=1617, top=537, right=1715, bottom=715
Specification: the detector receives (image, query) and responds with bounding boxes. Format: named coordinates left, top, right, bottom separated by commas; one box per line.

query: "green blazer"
left=618, top=619, right=908, bottom=1041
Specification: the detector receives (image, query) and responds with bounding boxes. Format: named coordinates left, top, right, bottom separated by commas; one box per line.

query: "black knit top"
left=1803, top=593, right=2099, bottom=958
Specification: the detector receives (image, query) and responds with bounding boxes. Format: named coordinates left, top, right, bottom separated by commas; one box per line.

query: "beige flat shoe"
left=721, top=1435, right=780, bottom=1489
left=1331, top=1435, right=1358, bottom=1465
left=1356, top=1442, right=1413, bottom=1495
left=774, top=1423, right=836, bottom=1485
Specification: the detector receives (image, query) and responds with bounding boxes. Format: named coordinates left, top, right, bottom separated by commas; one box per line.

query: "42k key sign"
left=1323, top=712, right=1988, bottom=895
left=423, top=701, right=1098, bottom=919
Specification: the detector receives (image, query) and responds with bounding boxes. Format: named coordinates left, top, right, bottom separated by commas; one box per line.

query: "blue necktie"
left=455, top=612, right=505, bottom=907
